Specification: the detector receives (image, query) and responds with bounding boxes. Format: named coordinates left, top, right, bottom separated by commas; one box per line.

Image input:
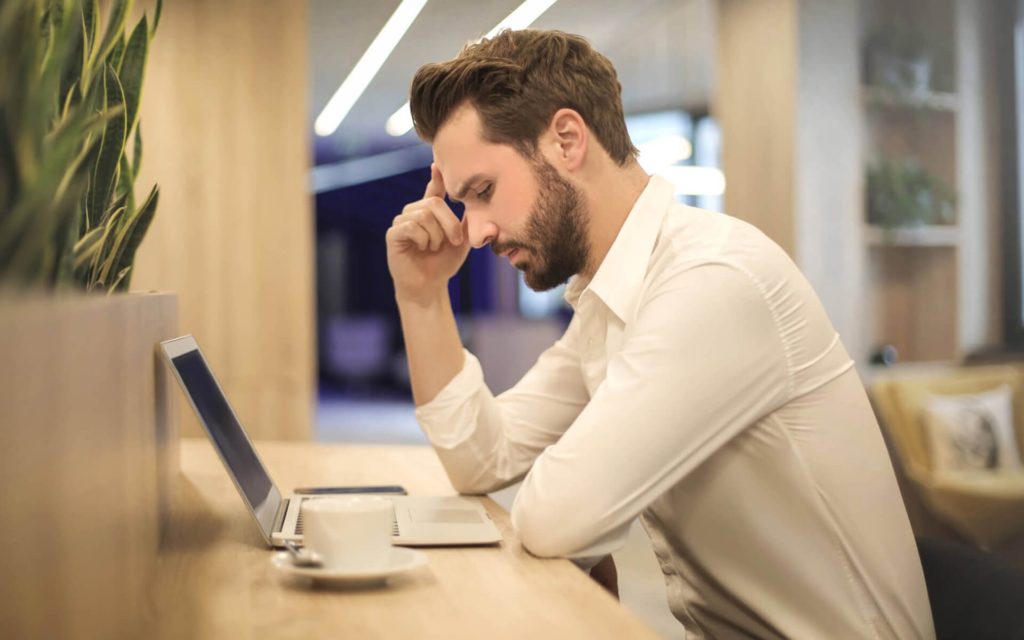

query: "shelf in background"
left=865, top=225, right=961, bottom=247
left=862, top=86, right=959, bottom=112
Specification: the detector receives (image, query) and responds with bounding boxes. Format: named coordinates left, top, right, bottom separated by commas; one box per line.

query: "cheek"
left=508, top=188, right=541, bottom=224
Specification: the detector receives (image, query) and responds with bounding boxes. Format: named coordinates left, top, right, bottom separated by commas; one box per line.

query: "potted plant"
left=0, top=2, right=179, bottom=637
left=867, top=157, right=957, bottom=230
left=864, top=21, right=935, bottom=94
left=1, top=0, right=161, bottom=290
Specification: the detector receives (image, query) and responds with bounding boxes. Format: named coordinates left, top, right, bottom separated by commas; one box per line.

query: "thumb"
left=424, top=163, right=446, bottom=200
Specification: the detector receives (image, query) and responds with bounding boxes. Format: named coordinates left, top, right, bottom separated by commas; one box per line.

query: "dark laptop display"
left=168, top=347, right=280, bottom=535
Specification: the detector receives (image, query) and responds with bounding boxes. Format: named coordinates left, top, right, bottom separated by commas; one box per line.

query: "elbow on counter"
left=433, top=446, right=523, bottom=496
left=511, top=497, right=590, bottom=559
left=442, top=465, right=512, bottom=497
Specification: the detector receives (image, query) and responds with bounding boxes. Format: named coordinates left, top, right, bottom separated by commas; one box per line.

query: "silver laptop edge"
left=159, top=334, right=502, bottom=548
left=161, top=335, right=283, bottom=546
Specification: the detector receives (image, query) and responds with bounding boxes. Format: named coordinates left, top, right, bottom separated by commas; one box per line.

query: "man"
left=385, top=29, right=934, bottom=639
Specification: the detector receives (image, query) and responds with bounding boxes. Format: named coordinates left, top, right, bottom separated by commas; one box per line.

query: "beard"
left=491, top=158, right=591, bottom=291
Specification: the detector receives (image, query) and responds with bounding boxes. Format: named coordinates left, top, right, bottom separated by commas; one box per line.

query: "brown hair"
left=409, top=29, right=638, bottom=165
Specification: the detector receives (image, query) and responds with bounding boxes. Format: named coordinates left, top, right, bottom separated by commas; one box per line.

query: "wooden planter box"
left=0, top=292, right=178, bottom=638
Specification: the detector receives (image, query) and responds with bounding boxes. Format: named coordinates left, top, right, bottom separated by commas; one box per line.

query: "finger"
left=394, top=206, right=447, bottom=251
left=423, top=163, right=446, bottom=200
left=421, top=197, right=464, bottom=245
left=389, top=220, right=431, bottom=251
left=414, top=213, right=445, bottom=251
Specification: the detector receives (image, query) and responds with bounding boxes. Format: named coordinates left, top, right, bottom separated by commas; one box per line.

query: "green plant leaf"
left=80, top=0, right=98, bottom=89
left=83, top=0, right=97, bottom=56
left=90, top=203, right=125, bottom=287
left=107, top=33, right=125, bottom=70
left=91, top=0, right=132, bottom=73
left=72, top=222, right=105, bottom=272
left=88, top=64, right=127, bottom=229
left=40, top=0, right=59, bottom=74
left=61, top=79, right=77, bottom=117
left=152, top=0, right=162, bottom=36
left=108, top=184, right=158, bottom=291
left=0, top=104, right=107, bottom=281
left=0, top=0, right=158, bottom=292
left=101, top=188, right=129, bottom=228
left=110, top=265, right=131, bottom=293
left=118, top=153, right=134, bottom=205
left=119, top=15, right=148, bottom=139
left=53, top=198, right=82, bottom=289
left=132, top=125, right=142, bottom=178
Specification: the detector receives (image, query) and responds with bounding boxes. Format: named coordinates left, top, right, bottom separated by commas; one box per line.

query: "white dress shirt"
left=415, top=176, right=935, bottom=639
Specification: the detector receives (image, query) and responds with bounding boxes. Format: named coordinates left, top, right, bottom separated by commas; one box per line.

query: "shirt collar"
left=564, top=175, right=675, bottom=322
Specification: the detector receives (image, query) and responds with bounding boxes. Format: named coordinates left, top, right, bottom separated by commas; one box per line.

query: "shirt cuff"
left=414, top=349, right=485, bottom=448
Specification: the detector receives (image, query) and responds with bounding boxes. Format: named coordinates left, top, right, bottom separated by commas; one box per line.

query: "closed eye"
left=477, top=184, right=494, bottom=202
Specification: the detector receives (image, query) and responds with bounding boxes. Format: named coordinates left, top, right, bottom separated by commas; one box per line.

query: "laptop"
left=160, top=335, right=502, bottom=548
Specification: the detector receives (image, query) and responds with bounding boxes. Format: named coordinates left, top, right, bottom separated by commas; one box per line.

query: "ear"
left=546, top=108, right=588, bottom=172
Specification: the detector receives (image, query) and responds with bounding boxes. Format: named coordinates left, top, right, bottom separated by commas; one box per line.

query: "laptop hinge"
left=272, top=497, right=290, bottom=534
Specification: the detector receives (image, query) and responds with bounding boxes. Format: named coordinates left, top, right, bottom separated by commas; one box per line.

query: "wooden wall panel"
left=715, top=0, right=797, bottom=255
left=0, top=294, right=178, bottom=639
left=871, top=248, right=959, bottom=361
left=131, top=0, right=314, bottom=440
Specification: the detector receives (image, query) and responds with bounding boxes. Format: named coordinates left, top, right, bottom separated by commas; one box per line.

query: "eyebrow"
left=450, top=174, right=488, bottom=203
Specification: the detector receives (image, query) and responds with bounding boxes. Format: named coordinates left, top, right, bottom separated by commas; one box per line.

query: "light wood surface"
left=153, top=439, right=661, bottom=640
left=130, top=0, right=315, bottom=441
left=715, top=0, right=797, bottom=256
left=0, top=293, right=178, bottom=640
left=870, top=246, right=959, bottom=362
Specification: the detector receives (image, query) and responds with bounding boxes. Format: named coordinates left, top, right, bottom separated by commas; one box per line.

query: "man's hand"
left=386, top=164, right=470, bottom=306
left=589, top=555, right=619, bottom=600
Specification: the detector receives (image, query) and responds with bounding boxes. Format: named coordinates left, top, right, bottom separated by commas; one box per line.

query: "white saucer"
left=271, top=547, right=428, bottom=588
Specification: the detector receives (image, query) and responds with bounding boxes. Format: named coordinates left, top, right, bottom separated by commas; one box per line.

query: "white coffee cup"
left=302, top=496, right=393, bottom=571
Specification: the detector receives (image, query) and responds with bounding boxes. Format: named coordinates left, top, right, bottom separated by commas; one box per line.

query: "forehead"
left=432, top=104, right=528, bottom=192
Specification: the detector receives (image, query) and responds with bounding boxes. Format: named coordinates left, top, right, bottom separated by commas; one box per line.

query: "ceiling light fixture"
left=315, top=0, right=429, bottom=137
left=386, top=0, right=558, bottom=137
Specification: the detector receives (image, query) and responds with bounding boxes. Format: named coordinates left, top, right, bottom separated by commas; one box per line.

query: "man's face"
left=433, top=105, right=590, bottom=291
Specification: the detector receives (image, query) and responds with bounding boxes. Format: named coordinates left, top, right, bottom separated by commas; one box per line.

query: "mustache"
left=491, top=239, right=529, bottom=256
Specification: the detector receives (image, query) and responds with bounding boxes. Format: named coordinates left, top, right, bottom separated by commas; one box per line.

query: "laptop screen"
left=165, top=340, right=281, bottom=540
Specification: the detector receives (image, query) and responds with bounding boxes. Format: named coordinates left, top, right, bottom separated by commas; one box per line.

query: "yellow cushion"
left=871, top=365, right=1024, bottom=546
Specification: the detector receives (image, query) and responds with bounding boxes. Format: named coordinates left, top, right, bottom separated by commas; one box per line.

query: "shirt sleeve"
left=510, top=263, right=792, bottom=558
left=414, top=314, right=592, bottom=495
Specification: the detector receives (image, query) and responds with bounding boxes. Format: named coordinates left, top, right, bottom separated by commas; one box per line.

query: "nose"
left=464, top=208, right=498, bottom=249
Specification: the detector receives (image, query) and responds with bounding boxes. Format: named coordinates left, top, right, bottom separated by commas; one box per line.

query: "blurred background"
left=124, top=0, right=1020, bottom=636
left=311, top=0, right=723, bottom=445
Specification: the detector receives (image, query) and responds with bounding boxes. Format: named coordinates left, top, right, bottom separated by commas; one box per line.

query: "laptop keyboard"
left=296, top=501, right=400, bottom=537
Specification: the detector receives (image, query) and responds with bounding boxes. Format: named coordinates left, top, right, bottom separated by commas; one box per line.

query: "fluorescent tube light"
left=315, top=0, right=429, bottom=137
left=385, top=104, right=414, bottom=137
left=386, top=0, right=558, bottom=137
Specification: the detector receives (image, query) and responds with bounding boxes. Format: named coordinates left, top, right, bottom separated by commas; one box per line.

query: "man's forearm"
left=397, top=289, right=466, bottom=406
